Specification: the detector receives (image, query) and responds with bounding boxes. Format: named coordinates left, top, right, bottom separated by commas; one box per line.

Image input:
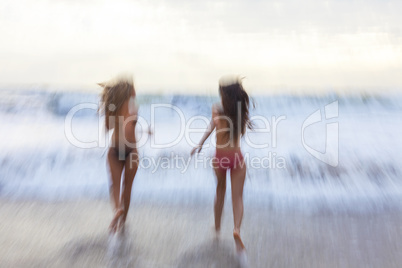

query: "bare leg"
left=231, top=165, right=246, bottom=252
left=118, top=151, right=139, bottom=231
left=107, top=148, right=124, bottom=211
left=107, top=148, right=125, bottom=233
left=213, top=167, right=226, bottom=233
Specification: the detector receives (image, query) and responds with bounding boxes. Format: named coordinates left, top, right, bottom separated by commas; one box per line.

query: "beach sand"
left=1, top=199, right=402, bottom=268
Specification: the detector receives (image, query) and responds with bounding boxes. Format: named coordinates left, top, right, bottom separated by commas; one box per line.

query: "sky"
left=0, top=0, right=401, bottom=93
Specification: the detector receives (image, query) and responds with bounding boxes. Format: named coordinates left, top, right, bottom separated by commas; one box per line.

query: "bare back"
left=108, top=99, right=138, bottom=149
left=212, top=103, right=240, bottom=150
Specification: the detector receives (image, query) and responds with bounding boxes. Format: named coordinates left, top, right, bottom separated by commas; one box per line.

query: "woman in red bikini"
left=191, top=77, right=253, bottom=262
left=98, top=75, right=139, bottom=234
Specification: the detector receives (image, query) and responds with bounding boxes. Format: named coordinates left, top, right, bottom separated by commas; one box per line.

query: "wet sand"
left=1, top=199, right=402, bottom=268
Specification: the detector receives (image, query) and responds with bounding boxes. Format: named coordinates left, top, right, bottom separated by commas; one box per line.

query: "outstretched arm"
left=191, top=105, right=219, bottom=156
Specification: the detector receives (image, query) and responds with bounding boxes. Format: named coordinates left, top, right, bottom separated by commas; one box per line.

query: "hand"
left=190, top=145, right=202, bottom=156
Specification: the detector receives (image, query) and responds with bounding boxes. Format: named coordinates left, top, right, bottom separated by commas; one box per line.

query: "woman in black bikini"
left=99, top=76, right=139, bottom=234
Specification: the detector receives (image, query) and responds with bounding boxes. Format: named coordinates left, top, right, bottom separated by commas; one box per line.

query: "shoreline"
left=1, top=199, right=402, bottom=267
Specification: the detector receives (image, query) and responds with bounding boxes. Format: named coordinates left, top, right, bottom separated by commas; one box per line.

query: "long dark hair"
left=219, top=77, right=253, bottom=142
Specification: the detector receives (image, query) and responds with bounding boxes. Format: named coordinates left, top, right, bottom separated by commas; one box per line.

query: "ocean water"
left=0, top=89, right=401, bottom=213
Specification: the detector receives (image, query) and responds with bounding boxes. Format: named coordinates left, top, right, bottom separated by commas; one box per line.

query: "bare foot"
left=233, top=231, right=248, bottom=267
left=212, top=226, right=221, bottom=241
left=109, top=209, right=124, bottom=234
left=116, top=215, right=126, bottom=235
left=233, top=230, right=245, bottom=252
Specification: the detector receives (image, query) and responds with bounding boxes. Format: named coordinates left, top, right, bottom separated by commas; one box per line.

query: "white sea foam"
left=0, top=89, right=401, bottom=213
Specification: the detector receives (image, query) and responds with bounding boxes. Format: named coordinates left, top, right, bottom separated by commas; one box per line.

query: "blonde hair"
left=98, top=75, right=135, bottom=117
